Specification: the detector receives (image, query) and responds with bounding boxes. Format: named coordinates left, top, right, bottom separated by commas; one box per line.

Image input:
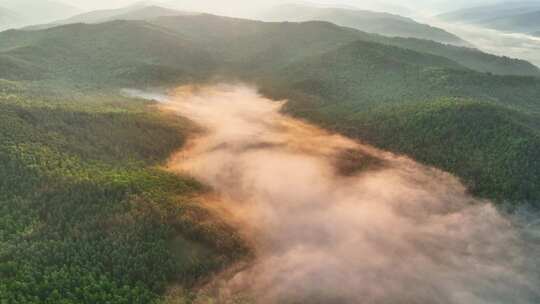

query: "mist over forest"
left=1, top=0, right=540, bottom=303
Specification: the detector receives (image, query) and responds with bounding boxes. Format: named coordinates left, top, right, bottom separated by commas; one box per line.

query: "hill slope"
left=261, top=4, right=469, bottom=46
left=0, top=80, right=247, bottom=303
left=8, top=13, right=539, bottom=78
left=151, top=14, right=540, bottom=77
left=373, top=36, right=540, bottom=77
left=0, top=14, right=539, bottom=205
left=0, top=21, right=215, bottom=86
left=259, top=40, right=540, bottom=202
left=1, top=13, right=540, bottom=303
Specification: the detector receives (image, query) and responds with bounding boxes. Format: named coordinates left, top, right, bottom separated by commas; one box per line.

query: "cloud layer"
left=161, top=84, right=540, bottom=303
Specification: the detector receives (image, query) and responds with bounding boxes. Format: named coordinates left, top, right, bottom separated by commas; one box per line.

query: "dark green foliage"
left=0, top=21, right=216, bottom=87
left=258, top=40, right=540, bottom=204
left=2, top=14, right=540, bottom=206
left=286, top=98, right=540, bottom=203
left=271, top=40, right=540, bottom=111
left=1, top=14, right=540, bottom=302
left=0, top=83, right=248, bottom=303
left=1, top=13, right=538, bottom=88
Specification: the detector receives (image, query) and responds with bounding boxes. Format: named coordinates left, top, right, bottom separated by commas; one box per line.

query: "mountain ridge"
left=261, top=3, right=470, bottom=46
left=25, top=4, right=195, bottom=30
left=0, top=14, right=539, bottom=204
left=1, top=11, right=540, bottom=303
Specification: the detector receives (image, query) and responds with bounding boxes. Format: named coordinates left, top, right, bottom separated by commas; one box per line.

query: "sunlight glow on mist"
left=157, top=84, right=540, bottom=303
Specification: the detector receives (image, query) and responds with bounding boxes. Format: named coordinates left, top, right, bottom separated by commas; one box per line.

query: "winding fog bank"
left=147, top=84, right=538, bottom=303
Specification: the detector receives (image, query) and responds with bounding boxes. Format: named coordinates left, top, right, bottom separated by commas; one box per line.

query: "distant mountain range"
left=438, top=2, right=540, bottom=34
left=26, top=4, right=195, bottom=30
left=260, top=4, right=470, bottom=46
left=6, top=6, right=538, bottom=80
left=1, top=11, right=539, bottom=203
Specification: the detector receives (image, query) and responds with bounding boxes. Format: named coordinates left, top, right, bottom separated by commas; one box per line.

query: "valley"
left=155, top=84, right=539, bottom=303
left=1, top=1, right=540, bottom=303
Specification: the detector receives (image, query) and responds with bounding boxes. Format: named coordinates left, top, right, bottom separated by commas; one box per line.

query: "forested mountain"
left=1, top=13, right=539, bottom=204
left=1, top=12, right=540, bottom=303
left=364, top=35, right=540, bottom=77
left=151, top=14, right=540, bottom=77
left=4, top=13, right=539, bottom=85
left=438, top=2, right=540, bottom=33
left=0, top=21, right=215, bottom=86
left=0, top=80, right=247, bottom=303
left=259, top=40, right=540, bottom=202
left=260, top=3, right=469, bottom=46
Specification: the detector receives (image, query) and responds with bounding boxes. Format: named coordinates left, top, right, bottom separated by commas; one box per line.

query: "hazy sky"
left=56, top=0, right=527, bottom=15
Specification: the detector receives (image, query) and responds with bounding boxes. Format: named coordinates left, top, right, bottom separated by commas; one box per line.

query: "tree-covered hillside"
left=0, top=21, right=215, bottom=87
left=1, top=14, right=539, bottom=205
left=1, top=12, right=540, bottom=302
left=0, top=80, right=248, bottom=303
left=2, top=13, right=539, bottom=82
left=372, top=36, right=540, bottom=77
left=151, top=14, right=540, bottom=77
left=257, top=40, right=540, bottom=203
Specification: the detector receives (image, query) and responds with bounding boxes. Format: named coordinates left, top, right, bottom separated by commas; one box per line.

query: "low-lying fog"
left=425, top=18, right=540, bottom=67
left=135, top=84, right=540, bottom=303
